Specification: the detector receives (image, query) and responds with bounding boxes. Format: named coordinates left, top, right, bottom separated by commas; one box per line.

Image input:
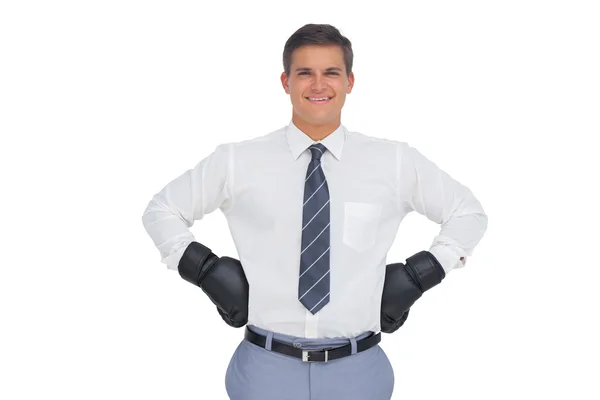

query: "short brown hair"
left=282, top=24, right=354, bottom=77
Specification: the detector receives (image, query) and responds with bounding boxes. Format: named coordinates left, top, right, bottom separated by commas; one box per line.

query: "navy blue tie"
left=298, top=143, right=331, bottom=314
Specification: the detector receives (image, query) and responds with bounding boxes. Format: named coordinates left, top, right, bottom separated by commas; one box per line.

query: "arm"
left=141, top=144, right=248, bottom=328
left=398, top=142, right=488, bottom=274
left=380, top=142, right=488, bottom=333
left=141, top=143, right=233, bottom=270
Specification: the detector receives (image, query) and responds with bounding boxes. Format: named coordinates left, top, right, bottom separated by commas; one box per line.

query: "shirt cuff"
left=428, top=244, right=466, bottom=275
left=161, top=245, right=190, bottom=271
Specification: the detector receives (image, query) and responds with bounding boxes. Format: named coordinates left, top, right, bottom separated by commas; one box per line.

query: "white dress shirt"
left=141, top=121, right=488, bottom=338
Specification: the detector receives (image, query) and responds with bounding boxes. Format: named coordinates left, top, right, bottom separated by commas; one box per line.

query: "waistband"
left=246, top=324, right=375, bottom=353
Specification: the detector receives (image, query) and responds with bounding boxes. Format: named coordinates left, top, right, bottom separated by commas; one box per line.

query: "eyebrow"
left=294, top=67, right=343, bottom=72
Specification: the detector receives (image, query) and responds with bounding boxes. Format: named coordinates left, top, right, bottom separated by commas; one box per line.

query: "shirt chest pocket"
left=342, top=202, right=383, bottom=252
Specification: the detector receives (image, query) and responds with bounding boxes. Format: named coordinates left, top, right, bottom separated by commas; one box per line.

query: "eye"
left=297, top=71, right=340, bottom=76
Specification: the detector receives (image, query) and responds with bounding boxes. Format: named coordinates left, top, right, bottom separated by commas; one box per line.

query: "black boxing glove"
left=178, top=241, right=249, bottom=328
left=380, top=250, right=446, bottom=334
left=381, top=308, right=410, bottom=334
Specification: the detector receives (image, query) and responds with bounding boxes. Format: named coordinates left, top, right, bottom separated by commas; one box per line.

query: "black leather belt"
left=244, top=326, right=381, bottom=362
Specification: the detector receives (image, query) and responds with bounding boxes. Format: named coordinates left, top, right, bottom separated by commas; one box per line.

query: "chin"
left=294, top=108, right=338, bottom=122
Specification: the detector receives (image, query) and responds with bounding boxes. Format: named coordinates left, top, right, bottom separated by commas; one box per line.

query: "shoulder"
left=226, top=125, right=286, bottom=150
left=343, top=126, right=411, bottom=157
left=213, top=125, right=287, bottom=156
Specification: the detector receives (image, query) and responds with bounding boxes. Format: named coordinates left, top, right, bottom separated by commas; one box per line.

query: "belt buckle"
left=302, top=349, right=328, bottom=362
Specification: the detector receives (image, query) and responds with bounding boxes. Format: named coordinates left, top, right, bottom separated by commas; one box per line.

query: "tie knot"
left=308, top=143, right=327, bottom=161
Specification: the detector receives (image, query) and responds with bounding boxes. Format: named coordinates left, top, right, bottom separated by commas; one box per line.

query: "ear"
left=281, top=72, right=290, bottom=94
left=347, top=71, right=355, bottom=94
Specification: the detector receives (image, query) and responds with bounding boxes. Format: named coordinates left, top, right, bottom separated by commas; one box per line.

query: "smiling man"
left=142, top=23, right=488, bottom=400
left=281, top=43, right=354, bottom=141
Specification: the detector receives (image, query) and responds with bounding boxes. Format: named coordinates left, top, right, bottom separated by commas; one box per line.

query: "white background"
left=1, top=0, right=599, bottom=399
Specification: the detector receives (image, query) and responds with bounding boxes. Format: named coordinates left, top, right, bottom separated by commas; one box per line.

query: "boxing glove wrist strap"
left=405, top=250, right=446, bottom=292
left=178, top=241, right=219, bottom=286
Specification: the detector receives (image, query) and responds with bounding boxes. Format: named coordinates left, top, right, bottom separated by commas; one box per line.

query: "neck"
left=292, top=114, right=340, bottom=141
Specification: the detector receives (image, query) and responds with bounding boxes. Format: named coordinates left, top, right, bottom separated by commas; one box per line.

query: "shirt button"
left=293, top=341, right=302, bottom=348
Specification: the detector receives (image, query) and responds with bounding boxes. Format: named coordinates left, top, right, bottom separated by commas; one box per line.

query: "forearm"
left=429, top=188, right=488, bottom=273
left=142, top=194, right=196, bottom=270
left=141, top=145, right=231, bottom=270
left=397, top=142, right=488, bottom=274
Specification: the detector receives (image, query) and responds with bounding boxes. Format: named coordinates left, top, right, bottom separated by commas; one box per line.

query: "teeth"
left=309, top=97, right=329, bottom=101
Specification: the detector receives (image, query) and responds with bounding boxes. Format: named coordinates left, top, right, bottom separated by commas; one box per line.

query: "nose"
left=310, top=73, right=327, bottom=91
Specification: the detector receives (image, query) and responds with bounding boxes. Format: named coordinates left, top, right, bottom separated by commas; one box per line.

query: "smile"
left=305, top=96, right=332, bottom=104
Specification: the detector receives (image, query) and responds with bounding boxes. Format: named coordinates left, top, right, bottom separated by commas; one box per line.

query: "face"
left=281, top=45, right=354, bottom=128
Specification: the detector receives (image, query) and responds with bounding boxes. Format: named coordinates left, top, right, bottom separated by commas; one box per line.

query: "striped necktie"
left=298, top=143, right=331, bottom=314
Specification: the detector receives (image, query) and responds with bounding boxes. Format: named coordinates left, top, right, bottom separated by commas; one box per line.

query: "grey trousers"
left=225, top=325, right=395, bottom=400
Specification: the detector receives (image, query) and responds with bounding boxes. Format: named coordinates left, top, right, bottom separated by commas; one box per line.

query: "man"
left=142, top=23, right=488, bottom=400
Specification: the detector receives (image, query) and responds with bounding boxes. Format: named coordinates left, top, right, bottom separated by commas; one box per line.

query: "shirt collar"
left=284, top=120, right=346, bottom=161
